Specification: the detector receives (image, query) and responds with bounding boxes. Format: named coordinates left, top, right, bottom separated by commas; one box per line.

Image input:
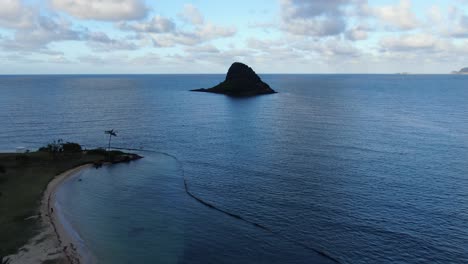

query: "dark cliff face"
left=225, top=62, right=262, bottom=83
left=191, top=62, right=276, bottom=96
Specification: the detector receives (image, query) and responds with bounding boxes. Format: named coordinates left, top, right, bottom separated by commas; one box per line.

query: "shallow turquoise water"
left=1, top=74, right=468, bottom=263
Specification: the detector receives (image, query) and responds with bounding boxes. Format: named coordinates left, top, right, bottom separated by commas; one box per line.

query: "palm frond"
left=105, top=129, right=117, bottom=137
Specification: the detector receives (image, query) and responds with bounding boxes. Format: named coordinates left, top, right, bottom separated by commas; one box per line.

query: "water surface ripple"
left=1, top=74, right=467, bottom=263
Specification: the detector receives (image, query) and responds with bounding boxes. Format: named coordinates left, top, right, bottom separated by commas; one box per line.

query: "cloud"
left=280, top=0, right=349, bottom=36
left=372, top=0, right=419, bottom=30
left=0, top=0, right=35, bottom=29
left=282, top=0, right=348, bottom=18
left=380, top=34, right=439, bottom=52
left=1, top=15, right=83, bottom=52
left=78, top=55, right=106, bottom=64
left=49, top=0, right=149, bottom=21
left=451, top=15, right=468, bottom=37
left=345, top=25, right=369, bottom=40
left=294, top=38, right=363, bottom=59
left=0, top=0, right=139, bottom=54
left=178, top=4, right=204, bottom=25
left=121, top=5, right=236, bottom=48
left=444, top=7, right=468, bottom=38
left=48, top=54, right=73, bottom=64
left=185, top=44, right=220, bottom=54
left=148, top=23, right=236, bottom=47
left=118, top=15, right=176, bottom=33
left=86, top=31, right=137, bottom=51
left=128, top=53, right=160, bottom=65
left=195, top=23, right=236, bottom=40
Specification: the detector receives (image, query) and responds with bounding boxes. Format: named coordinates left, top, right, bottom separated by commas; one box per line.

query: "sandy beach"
left=7, top=164, right=92, bottom=264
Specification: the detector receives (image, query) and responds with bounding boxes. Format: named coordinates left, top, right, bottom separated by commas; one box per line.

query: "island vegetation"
left=0, top=140, right=141, bottom=262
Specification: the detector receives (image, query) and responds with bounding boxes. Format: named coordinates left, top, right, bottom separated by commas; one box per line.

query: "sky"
left=0, top=0, right=467, bottom=74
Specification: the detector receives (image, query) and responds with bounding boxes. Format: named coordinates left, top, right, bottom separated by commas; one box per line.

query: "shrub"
left=15, top=154, right=29, bottom=163
left=62, top=142, right=82, bottom=153
left=38, top=139, right=63, bottom=153
left=86, top=148, right=107, bottom=156
left=0, top=165, right=5, bottom=174
left=38, top=140, right=82, bottom=153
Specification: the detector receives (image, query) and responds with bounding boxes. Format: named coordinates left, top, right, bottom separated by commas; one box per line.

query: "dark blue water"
left=1, top=75, right=467, bottom=263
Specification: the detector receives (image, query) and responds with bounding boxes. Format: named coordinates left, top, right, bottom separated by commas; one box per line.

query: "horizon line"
left=0, top=73, right=459, bottom=76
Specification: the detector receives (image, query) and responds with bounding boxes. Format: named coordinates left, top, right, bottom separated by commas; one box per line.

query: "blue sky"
left=0, top=0, right=467, bottom=74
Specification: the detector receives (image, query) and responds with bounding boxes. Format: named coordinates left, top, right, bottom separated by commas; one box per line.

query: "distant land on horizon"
left=0, top=72, right=466, bottom=76
left=451, top=67, right=468, bottom=74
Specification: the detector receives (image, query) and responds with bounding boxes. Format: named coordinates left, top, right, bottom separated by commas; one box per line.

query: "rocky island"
left=191, top=62, right=277, bottom=96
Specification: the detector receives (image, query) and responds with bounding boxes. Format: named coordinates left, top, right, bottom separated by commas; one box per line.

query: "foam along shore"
left=1, top=149, right=142, bottom=264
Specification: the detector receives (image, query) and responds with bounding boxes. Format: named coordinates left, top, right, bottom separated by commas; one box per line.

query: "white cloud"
left=78, top=55, right=107, bottom=64
left=178, top=4, right=204, bottom=25
left=294, top=38, right=363, bottom=59
left=1, top=15, right=82, bottom=52
left=426, top=5, right=443, bottom=24
left=120, top=6, right=236, bottom=48
left=1, top=0, right=468, bottom=73
left=118, top=15, right=176, bottom=33
left=380, top=34, right=439, bottom=52
left=445, top=7, right=468, bottom=38
left=48, top=54, right=73, bottom=64
left=280, top=0, right=349, bottom=36
left=0, top=0, right=139, bottom=54
left=185, top=44, right=220, bottom=54
left=345, top=25, right=369, bottom=41
left=128, top=53, right=160, bottom=65
left=0, top=0, right=35, bottom=29
left=148, top=23, right=236, bottom=47
left=372, top=0, right=419, bottom=30
left=50, top=0, right=149, bottom=21
left=282, top=0, right=348, bottom=18
left=195, top=23, right=236, bottom=40
left=86, top=31, right=137, bottom=51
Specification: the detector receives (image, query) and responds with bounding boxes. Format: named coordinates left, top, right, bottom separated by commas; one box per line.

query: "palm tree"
left=105, top=129, right=117, bottom=151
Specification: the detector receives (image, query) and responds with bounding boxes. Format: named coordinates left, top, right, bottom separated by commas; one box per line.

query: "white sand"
left=7, top=164, right=93, bottom=264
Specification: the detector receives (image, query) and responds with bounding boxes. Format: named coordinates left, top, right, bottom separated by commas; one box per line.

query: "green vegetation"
left=38, top=139, right=82, bottom=154
left=0, top=141, right=141, bottom=257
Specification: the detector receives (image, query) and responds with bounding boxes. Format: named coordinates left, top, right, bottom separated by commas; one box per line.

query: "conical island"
left=191, top=62, right=277, bottom=96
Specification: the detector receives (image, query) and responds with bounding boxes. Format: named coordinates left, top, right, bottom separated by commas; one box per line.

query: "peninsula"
left=0, top=143, right=142, bottom=264
left=191, top=62, right=277, bottom=96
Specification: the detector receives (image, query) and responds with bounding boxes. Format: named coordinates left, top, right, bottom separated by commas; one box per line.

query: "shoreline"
left=7, top=164, right=92, bottom=264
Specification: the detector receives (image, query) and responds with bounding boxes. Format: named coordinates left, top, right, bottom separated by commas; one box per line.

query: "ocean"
left=1, top=74, right=467, bottom=263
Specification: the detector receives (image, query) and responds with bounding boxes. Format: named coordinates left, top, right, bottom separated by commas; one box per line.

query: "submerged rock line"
left=111, top=146, right=341, bottom=263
